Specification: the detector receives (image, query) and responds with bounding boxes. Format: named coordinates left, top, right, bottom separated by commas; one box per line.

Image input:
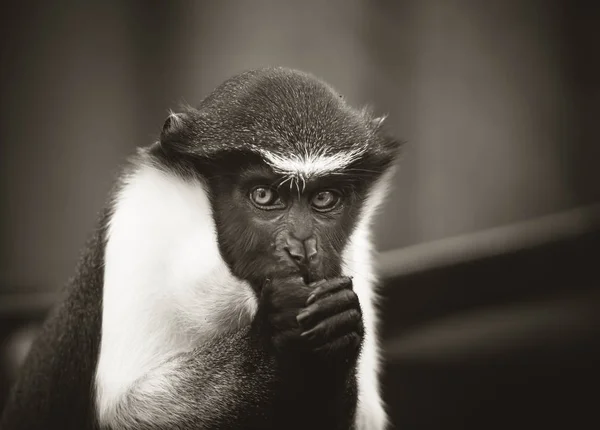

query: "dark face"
left=206, top=156, right=373, bottom=291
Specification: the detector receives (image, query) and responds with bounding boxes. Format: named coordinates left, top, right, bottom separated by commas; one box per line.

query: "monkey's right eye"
left=249, top=186, right=283, bottom=209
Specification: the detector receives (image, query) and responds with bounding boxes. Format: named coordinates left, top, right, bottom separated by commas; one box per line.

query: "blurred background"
left=1, top=1, right=599, bottom=428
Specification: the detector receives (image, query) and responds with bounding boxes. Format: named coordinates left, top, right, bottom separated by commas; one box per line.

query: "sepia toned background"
left=1, top=1, right=599, bottom=428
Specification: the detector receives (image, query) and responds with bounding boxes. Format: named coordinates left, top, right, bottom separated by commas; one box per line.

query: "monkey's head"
left=151, top=67, right=401, bottom=291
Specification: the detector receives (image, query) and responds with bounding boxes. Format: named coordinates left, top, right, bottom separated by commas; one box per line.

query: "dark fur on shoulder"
left=0, top=211, right=109, bottom=429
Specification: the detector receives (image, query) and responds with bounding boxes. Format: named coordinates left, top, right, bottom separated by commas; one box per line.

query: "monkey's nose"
left=304, top=237, right=318, bottom=261
left=285, top=237, right=318, bottom=267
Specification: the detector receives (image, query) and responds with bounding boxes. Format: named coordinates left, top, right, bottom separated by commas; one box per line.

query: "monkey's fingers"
left=306, top=276, right=353, bottom=306
left=300, top=309, right=363, bottom=347
left=297, top=288, right=359, bottom=329
left=313, top=332, right=362, bottom=360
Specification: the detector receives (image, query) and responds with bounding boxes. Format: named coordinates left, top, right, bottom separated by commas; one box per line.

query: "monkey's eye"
left=311, top=190, right=341, bottom=212
left=249, top=186, right=283, bottom=209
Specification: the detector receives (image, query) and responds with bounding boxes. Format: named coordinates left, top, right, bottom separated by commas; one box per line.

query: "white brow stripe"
left=261, top=149, right=363, bottom=178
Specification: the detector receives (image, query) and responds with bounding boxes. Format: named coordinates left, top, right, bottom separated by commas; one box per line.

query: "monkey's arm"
left=102, top=277, right=361, bottom=430
left=0, top=229, right=105, bottom=430
left=104, top=326, right=276, bottom=430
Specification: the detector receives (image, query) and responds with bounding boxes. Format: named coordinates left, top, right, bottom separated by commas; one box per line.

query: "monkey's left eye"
left=249, top=186, right=283, bottom=209
left=311, top=190, right=341, bottom=211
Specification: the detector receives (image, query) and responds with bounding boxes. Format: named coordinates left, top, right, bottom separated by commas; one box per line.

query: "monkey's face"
left=152, top=66, right=402, bottom=291
left=207, top=159, right=371, bottom=292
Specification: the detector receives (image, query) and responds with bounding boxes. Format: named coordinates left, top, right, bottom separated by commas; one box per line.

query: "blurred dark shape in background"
left=0, top=1, right=598, bottom=428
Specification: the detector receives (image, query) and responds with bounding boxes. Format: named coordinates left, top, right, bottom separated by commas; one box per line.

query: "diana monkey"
left=1, top=67, right=402, bottom=430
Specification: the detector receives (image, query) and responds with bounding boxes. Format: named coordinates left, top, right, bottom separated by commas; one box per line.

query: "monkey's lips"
left=260, top=262, right=325, bottom=287
left=299, top=266, right=324, bottom=284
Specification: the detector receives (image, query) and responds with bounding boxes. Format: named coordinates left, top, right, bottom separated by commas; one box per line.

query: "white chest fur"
left=95, top=165, right=257, bottom=420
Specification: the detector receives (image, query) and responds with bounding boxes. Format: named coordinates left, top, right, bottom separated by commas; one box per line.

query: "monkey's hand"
left=254, top=276, right=314, bottom=354
left=253, top=276, right=363, bottom=364
left=296, top=277, right=364, bottom=364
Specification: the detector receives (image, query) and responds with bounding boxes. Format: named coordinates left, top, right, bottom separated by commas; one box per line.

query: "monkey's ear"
left=370, top=113, right=403, bottom=152
left=157, top=110, right=196, bottom=159
left=372, top=117, right=405, bottom=168
left=161, top=111, right=186, bottom=139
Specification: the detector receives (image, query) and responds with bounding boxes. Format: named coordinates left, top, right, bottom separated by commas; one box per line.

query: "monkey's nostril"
left=284, top=246, right=305, bottom=265
left=305, top=237, right=318, bottom=262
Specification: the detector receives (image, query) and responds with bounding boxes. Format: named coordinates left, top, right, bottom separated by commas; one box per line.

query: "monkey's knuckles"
left=297, top=287, right=360, bottom=327
left=296, top=286, right=363, bottom=358
left=307, top=276, right=353, bottom=304
left=301, top=309, right=363, bottom=344
left=260, top=277, right=363, bottom=357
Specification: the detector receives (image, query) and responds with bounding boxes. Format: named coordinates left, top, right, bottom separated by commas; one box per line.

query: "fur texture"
left=261, top=147, right=366, bottom=179
left=342, top=168, right=397, bottom=429
left=0, top=212, right=107, bottom=429
left=158, top=68, right=397, bottom=177
left=96, top=162, right=258, bottom=425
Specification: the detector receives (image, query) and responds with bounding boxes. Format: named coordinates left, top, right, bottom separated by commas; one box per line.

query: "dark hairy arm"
left=0, top=227, right=105, bottom=430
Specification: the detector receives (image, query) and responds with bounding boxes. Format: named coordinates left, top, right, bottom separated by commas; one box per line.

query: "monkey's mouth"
left=299, top=265, right=328, bottom=285
left=263, top=255, right=328, bottom=287
left=300, top=268, right=311, bottom=285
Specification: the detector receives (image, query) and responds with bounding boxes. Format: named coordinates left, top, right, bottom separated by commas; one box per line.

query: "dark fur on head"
left=152, top=67, right=401, bottom=177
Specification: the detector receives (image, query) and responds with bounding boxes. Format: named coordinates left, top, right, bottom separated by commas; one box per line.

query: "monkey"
left=0, top=67, right=401, bottom=430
